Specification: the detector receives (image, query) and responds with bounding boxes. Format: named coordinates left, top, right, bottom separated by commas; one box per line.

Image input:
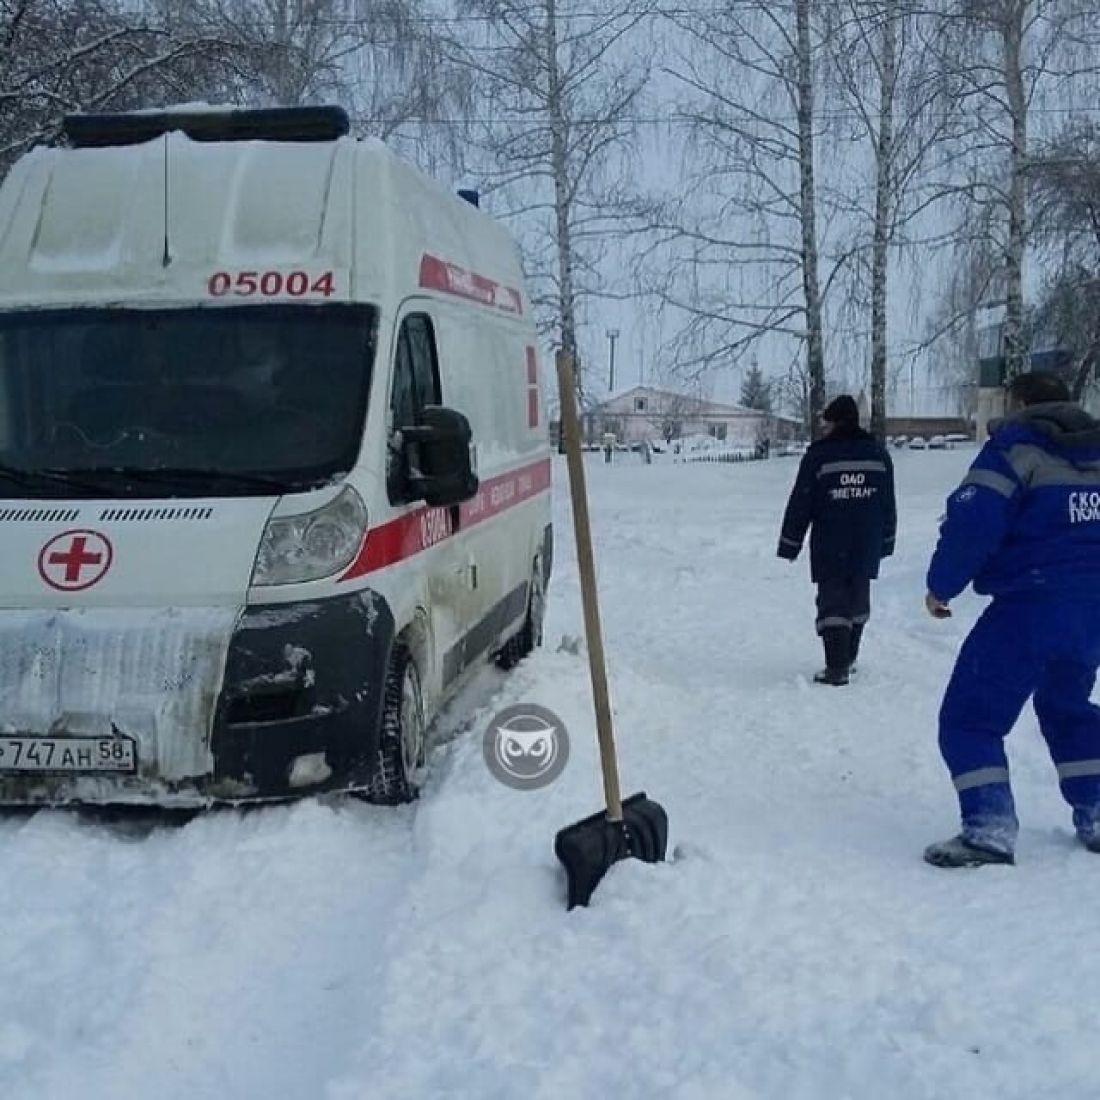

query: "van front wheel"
left=363, top=644, right=425, bottom=805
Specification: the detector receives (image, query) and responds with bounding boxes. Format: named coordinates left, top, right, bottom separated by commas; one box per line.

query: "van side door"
left=387, top=311, right=477, bottom=687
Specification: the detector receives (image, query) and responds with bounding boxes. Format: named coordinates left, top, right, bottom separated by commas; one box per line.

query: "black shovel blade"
left=554, top=791, right=669, bottom=909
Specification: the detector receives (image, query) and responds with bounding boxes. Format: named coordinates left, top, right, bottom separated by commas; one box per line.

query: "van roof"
left=0, top=107, right=526, bottom=317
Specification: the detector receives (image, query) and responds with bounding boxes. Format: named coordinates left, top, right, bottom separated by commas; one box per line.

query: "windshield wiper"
left=0, top=464, right=113, bottom=496
left=72, top=466, right=293, bottom=494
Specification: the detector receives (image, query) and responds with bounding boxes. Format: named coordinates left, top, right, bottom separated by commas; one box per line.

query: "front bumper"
left=211, top=590, right=395, bottom=799
left=0, top=590, right=395, bottom=806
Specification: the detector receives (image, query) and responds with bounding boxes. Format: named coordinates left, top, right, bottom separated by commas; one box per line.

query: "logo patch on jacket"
left=1069, top=491, right=1100, bottom=524
left=829, top=472, right=878, bottom=501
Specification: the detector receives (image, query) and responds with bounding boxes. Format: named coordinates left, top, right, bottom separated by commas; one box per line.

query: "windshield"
left=0, top=304, right=377, bottom=498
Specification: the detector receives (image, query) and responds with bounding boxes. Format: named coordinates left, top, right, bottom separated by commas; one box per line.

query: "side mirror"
left=402, top=405, right=479, bottom=506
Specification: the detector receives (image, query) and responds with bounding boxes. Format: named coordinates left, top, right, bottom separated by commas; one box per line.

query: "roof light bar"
left=61, top=105, right=351, bottom=149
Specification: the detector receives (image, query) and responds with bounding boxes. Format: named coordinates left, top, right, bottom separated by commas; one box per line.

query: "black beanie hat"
left=822, top=394, right=859, bottom=425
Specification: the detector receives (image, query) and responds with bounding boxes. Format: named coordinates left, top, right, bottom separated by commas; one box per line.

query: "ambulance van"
left=0, top=105, right=552, bottom=806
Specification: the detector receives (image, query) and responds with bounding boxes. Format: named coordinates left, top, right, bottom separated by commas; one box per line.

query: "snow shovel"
left=552, top=348, right=668, bottom=909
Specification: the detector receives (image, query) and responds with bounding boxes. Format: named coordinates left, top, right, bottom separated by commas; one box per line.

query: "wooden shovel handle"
left=555, top=349, right=624, bottom=822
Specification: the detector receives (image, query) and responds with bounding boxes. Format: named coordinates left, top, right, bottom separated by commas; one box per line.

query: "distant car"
left=892, top=435, right=908, bottom=448
left=944, top=433, right=970, bottom=447
left=909, top=436, right=927, bottom=450
left=928, top=434, right=947, bottom=449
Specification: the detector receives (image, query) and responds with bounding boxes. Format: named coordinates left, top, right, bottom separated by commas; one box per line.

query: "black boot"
left=814, top=626, right=851, bottom=686
left=849, top=623, right=864, bottom=673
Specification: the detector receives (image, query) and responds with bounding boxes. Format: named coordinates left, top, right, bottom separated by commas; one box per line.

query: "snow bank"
left=2, top=446, right=1098, bottom=1099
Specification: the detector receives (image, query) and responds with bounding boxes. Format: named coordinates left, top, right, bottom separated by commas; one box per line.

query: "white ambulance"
left=0, top=105, right=552, bottom=806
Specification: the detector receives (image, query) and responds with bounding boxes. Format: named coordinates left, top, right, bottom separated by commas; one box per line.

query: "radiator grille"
left=99, top=507, right=214, bottom=523
left=0, top=508, right=82, bottom=523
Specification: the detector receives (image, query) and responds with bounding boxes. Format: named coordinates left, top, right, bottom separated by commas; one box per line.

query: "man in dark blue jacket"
left=924, top=372, right=1100, bottom=868
left=778, top=395, right=897, bottom=685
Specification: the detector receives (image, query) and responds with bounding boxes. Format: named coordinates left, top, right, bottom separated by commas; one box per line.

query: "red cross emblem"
left=38, top=530, right=114, bottom=591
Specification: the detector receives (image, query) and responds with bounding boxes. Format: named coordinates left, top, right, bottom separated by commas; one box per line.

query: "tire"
left=496, top=556, right=546, bottom=670
left=363, top=644, right=425, bottom=805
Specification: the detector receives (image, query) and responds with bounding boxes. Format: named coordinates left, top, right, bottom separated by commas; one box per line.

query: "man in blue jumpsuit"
left=925, top=372, right=1100, bottom=867
left=778, top=395, right=896, bottom=685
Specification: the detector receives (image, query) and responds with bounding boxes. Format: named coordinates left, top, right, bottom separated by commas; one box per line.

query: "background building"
left=568, top=385, right=803, bottom=448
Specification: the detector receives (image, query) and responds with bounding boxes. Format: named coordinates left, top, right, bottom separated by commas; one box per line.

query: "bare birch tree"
left=863, top=1, right=899, bottom=438
left=927, top=0, right=1100, bottom=381
left=446, top=0, right=653, bottom=397
left=825, top=0, right=962, bottom=437
left=649, top=0, right=838, bottom=433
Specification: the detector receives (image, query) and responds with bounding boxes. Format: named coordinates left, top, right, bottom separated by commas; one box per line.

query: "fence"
left=674, top=447, right=762, bottom=465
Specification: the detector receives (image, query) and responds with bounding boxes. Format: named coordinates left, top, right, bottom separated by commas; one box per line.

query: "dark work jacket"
left=777, top=425, right=897, bottom=582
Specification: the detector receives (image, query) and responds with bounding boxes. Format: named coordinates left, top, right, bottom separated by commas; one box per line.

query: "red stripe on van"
left=340, top=456, right=551, bottom=581
left=418, top=254, right=524, bottom=315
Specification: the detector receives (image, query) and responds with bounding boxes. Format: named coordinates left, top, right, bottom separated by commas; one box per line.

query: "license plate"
left=0, top=735, right=136, bottom=775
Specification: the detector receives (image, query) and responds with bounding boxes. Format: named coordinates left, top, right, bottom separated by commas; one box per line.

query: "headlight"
left=252, top=485, right=368, bottom=587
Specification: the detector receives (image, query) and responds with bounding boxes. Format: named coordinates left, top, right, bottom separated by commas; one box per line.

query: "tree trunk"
left=1072, top=349, right=1097, bottom=401
left=869, top=0, right=898, bottom=441
left=795, top=0, right=826, bottom=435
left=1002, top=2, right=1028, bottom=379
left=1071, top=311, right=1100, bottom=400
left=545, top=0, right=582, bottom=399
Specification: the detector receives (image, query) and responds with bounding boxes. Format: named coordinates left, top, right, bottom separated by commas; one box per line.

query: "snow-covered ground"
left=3, top=447, right=1099, bottom=1100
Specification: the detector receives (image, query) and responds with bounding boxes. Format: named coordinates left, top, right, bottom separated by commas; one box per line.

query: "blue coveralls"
left=927, top=402, right=1100, bottom=854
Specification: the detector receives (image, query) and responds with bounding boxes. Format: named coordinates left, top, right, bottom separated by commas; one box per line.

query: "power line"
left=129, top=2, right=1100, bottom=30
left=134, top=4, right=807, bottom=27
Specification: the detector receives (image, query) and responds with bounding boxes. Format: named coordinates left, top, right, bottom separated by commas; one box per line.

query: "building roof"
left=590, top=385, right=799, bottom=423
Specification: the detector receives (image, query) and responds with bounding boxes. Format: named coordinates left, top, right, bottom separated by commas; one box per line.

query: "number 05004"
left=207, top=270, right=336, bottom=299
